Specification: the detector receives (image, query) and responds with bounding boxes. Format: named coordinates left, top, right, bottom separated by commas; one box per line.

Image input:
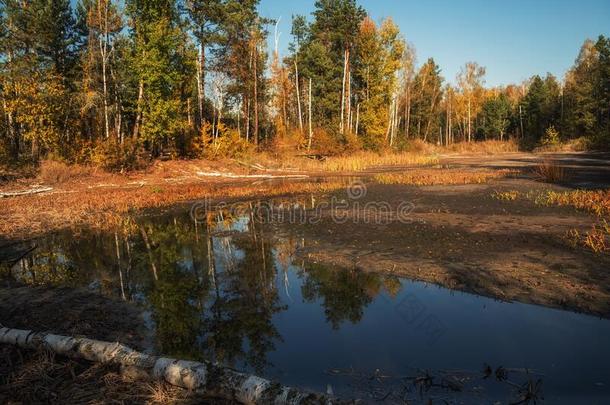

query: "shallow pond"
left=4, top=195, right=610, bottom=403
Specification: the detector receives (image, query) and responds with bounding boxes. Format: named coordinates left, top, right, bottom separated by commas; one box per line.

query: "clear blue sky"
left=258, top=0, right=610, bottom=87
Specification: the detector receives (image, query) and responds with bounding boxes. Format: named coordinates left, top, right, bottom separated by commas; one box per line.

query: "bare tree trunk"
left=347, top=69, right=351, bottom=133
left=0, top=326, right=337, bottom=404
left=197, top=43, right=205, bottom=128
left=187, top=98, right=192, bottom=129
left=294, top=60, right=303, bottom=132
left=253, top=42, right=259, bottom=145
left=467, top=97, right=472, bottom=142
left=355, top=103, right=360, bottom=136
left=109, top=43, right=123, bottom=143
left=519, top=104, right=524, bottom=139
left=245, top=98, right=250, bottom=142
left=340, top=48, right=348, bottom=134
left=386, top=101, right=393, bottom=142
left=307, top=78, right=313, bottom=150
left=237, top=101, right=241, bottom=137
left=133, top=79, right=144, bottom=139
left=96, top=1, right=111, bottom=140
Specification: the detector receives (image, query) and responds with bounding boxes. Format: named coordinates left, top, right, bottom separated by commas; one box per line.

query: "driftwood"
left=196, top=171, right=309, bottom=179
left=296, top=154, right=327, bottom=161
left=0, top=186, right=53, bottom=198
left=0, top=325, right=340, bottom=404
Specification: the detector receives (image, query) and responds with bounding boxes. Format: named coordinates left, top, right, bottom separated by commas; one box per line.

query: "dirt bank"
left=289, top=178, right=610, bottom=317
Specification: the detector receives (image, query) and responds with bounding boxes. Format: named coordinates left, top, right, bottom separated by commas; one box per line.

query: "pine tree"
left=126, top=0, right=194, bottom=154
left=410, top=58, right=443, bottom=142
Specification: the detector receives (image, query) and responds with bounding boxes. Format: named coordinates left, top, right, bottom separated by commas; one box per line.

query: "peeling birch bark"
left=0, top=187, right=53, bottom=198
left=0, top=325, right=342, bottom=404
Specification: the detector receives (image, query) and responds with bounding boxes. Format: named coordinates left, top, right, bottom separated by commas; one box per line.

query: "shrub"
left=310, top=127, right=343, bottom=155
left=541, top=126, right=560, bottom=146
left=91, top=138, right=146, bottom=172
left=38, top=159, right=93, bottom=184
left=533, top=160, right=567, bottom=183
left=194, top=122, right=254, bottom=160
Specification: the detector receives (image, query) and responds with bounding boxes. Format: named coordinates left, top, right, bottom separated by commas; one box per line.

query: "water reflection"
left=5, top=197, right=398, bottom=374
left=3, top=196, right=610, bottom=403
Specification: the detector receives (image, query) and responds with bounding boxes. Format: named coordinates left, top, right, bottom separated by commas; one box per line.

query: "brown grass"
left=565, top=221, right=609, bottom=254
left=255, top=150, right=439, bottom=172
left=402, top=139, right=519, bottom=155
left=0, top=346, right=224, bottom=404
left=374, top=168, right=517, bottom=186
left=0, top=176, right=346, bottom=239
left=533, top=160, right=567, bottom=183
left=38, top=160, right=95, bottom=185
left=441, top=139, right=520, bottom=154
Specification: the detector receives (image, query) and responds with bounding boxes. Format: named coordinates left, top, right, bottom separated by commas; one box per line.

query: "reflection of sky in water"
left=4, top=197, right=610, bottom=403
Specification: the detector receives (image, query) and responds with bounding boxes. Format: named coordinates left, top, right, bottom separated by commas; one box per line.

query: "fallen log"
left=0, top=186, right=53, bottom=198
left=196, top=171, right=309, bottom=179
left=0, top=325, right=340, bottom=404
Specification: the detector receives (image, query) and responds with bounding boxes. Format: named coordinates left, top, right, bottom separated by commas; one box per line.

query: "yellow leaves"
left=4, top=70, right=68, bottom=149
left=359, top=16, right=376, bottom=36
left=192, top=121, right=253, bottom=160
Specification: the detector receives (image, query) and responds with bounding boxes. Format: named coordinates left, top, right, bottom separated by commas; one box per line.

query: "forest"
left=1, top=0, right=609, bottom=172
left=2, top=1, right=610, bottom=403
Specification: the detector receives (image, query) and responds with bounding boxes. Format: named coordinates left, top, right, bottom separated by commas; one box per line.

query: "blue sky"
left=258, top=0, right=610, bottom=87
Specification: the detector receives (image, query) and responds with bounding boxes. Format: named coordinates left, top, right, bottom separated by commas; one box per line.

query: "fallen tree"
left=0, top=325, right=342, bottom=404
left=0, top=186, right=53, bottom=198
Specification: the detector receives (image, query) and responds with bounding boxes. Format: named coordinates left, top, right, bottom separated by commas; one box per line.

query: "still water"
left=4, top=196, right=610, bottom=403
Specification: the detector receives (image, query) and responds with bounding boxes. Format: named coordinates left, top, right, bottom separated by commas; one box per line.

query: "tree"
left=480, top=91, right=511, bottom=140
left=353, top=17, right=404, bottom=149
left=185, top=0, right=223, bottom=131
left=0, top=0, right=77, bottom=159
left=126, top=0, right=194, bottom=153
left=457, top=62, right=485, bottom=142
left=213, top=0, right=269, bottom=145
left=78, top=0, right=123, bottom=141
left=299, top=0, right=365, bottom=136
left=522, top=74, right=560, bottom=144
left=399, top=42, right=416, bottom=139
left=410, top=58, right=443, bottom=142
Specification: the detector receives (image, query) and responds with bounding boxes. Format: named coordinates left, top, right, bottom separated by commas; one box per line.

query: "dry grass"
left=533, top=189, right=610, bottom=217
left=257, top=151, right=439, bottom=173
left=38, top=160, right=96, bottom=185
left=533, top=160, right=567, bottom=183
left=0, top=346, right=223, bottom=404
left=0, top=177, right=346, bottom=238
left=492, top=190, right=520, bottom=201
left=441, top=139, right=520, bottom=154
left=565, top=221, right=609, bottom=254
left=534, top=137, right=590, bottom=153
left=493, top=188, right=610, bottom=254
left=401, top=139, right=519, bottom=155
left=373, top=168, right=517, bottom=186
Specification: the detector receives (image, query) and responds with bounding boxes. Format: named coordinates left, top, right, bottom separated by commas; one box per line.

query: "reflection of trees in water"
left=300, top=264, right=403, bottom=329
left=204, top=203, right=286, bottom=373
left=4, top=198, right=402, bottom=372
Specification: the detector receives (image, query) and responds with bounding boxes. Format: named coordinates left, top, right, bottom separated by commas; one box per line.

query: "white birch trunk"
left=99, top=1, right=110, bottom=140
left=295, top=60, right=303, bottom=133
left=355, top=103, right=360, bottom=136
left=339, top=49, right=347, bottom=134
left=0, top=326, right=338, bottom=404
left=308, top=78, right=313, bottom=151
